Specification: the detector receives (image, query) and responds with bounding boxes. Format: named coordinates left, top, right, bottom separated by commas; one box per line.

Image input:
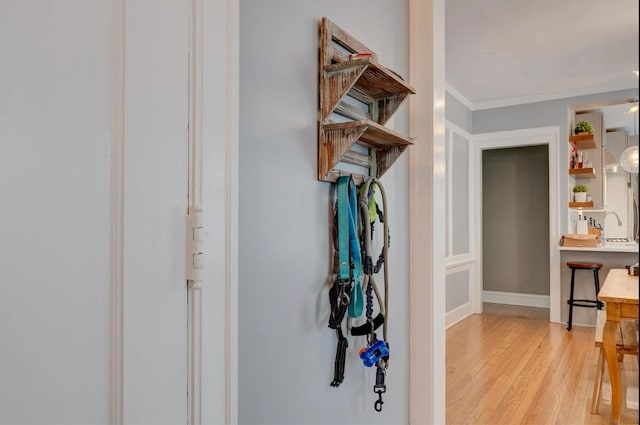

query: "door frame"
left=408, top=0, right=446, bottom=423
left=471, top=126, right=561, bottom=323
left=110, top=0, right=239, bottom=422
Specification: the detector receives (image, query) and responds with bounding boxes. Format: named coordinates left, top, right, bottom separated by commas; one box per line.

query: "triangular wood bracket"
left=318, top=123, right=368, bottom=181
left=376, top=93, right=411, bottom=126
left=320, top=61, right=369, bottom=120
left=373, top=145, right=407, bottom=178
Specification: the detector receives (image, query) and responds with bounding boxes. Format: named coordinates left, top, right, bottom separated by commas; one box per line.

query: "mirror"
left=601, top=101, right=639, bottom=240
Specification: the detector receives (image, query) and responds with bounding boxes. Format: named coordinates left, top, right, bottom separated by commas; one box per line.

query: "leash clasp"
left=374, top=391, right=384, bottom=412
left=373, top=365, right=386, bottom=412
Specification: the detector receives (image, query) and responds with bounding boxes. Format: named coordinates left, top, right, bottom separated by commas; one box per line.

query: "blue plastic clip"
left=359, top=340, right=389, bottom=368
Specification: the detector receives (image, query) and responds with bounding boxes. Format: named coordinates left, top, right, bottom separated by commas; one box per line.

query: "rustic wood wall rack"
left=318, top=17, right=416, bottom=183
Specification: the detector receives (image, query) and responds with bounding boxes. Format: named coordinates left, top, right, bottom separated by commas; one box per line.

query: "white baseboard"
left=446, top=302, right=473, bottom=328
left=483, top=290, right=550, bottom=308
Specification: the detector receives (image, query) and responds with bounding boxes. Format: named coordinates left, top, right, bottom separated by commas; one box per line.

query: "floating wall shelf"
left=569, top=201, right=594, bottom=209
left=318, top=17, right=416, bottom=183
left=569, top=134, right=596, bottom=149
left=569, top=168, right=596, bottom=178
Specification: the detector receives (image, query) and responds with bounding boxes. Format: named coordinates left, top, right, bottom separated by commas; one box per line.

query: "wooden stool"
left=591, top=310, right=639, bottom=414
left=566, top=262, right=604, bottom=331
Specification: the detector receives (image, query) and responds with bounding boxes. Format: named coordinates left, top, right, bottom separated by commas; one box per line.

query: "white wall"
left=0, top=2, right=112, bottom=422
left=238, top=2, right=410, bottom=423
left=0, top=1, right=234, bottom=422
left=121, top=1, right=189, bottom=422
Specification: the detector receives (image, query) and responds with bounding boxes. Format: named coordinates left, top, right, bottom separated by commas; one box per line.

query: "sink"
left=603, top=241, right=639, bottom=249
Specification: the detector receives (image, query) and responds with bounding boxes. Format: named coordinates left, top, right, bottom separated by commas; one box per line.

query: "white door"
left=0, top=1, right=116, bottom=422
left=0, top=1, right=235, bottom=423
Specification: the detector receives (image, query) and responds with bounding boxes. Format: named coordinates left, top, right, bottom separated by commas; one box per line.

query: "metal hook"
left=374, top=393, right=384, bottom=412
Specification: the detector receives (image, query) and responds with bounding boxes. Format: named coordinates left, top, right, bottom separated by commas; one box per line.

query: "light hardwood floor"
left=446, top=303, right=639, bottom=425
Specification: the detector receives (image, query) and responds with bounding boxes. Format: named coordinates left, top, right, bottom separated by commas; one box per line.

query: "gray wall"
left=483, top=146, right=550, bottom=295
left=239, top=2, right=409, bottom=424
left=473, top=89, right=639, bottom=232
left=445, top=91, right=472, bottom=133
left=451, top=132, right=470, bottom=255
left=446, top=270, right=470, bottom=311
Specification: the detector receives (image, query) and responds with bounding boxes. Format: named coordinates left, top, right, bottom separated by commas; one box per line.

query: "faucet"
left=602, top=211, right=623, bottom=242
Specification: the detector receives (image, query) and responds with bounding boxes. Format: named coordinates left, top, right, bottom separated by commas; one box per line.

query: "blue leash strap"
left=336, top=176, right=364, bottom=318
left=336, top=177, right=350, bottom=282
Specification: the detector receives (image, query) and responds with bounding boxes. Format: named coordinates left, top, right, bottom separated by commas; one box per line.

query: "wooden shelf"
left=322, top=59, right=415, bottom=122
left=569, top=168, right=596, bottom=178
left=318, top=17, right=415, bottom=182
left=319, top=120, right=413, bottom=182
left=569, top=134, right=596, bottom=149
left=569, top=201, right=594, bottom=209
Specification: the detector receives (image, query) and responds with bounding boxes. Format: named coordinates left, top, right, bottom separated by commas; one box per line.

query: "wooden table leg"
left=603, top=319, right=621, bottom=424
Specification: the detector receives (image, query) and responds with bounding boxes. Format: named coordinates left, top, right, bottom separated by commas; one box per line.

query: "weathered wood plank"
left=342, top=148, right=372, bottom=168
left=334, top=101, right=370, bottom=121
left=326, top=17, right=378, bottom=61
left=318, top=17, right=415, bottom=182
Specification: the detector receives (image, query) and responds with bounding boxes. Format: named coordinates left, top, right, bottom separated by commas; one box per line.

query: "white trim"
left=446, top=127, right=453, bottom=257
left=409, top=0, right=446, bottom=423
left=224, top=0, right=239, bottom=423
left=445, top=119, right=473, bottom=141
left=109, top=0, right=125, bottom=422
left=457, top=83, right=637, bottom=111
left=187, top=0, right=204, bottom=422
left=445, top=121, right=473, bottom=263
left=446, top=302, right=473, bottom=328
left=474, top=125, right=560, bottom=144
left=483, top=290, right=551, bottom=308
left=471, top=126, right=562, bottom=323
left=191, top=0, right=238, bottom=423
left=445, top=254, right=473, bottom=270
left=445, top=83, right=474, bottom=111
left=473, top=84, right=637, bottom=110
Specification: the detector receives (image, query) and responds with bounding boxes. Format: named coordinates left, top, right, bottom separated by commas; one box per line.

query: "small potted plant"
left=574, top=121, right=594, bottom=136
left=573, top=184, right=589, bottom=202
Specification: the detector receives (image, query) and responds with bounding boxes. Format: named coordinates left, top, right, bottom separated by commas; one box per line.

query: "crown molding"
left=446, top=81, right=638, bottom=111
left=445, top=82, right=474, bottom=110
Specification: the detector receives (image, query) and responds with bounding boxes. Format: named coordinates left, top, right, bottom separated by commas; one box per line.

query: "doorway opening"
left=482, top=145, right=550, bottom=308
left=471, top=126, right=561, bottom=323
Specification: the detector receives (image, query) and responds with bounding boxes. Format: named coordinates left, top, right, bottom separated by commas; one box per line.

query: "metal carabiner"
left=374, top=392, right=384, bottom=412
left=338, top=284, right=351, bottom=306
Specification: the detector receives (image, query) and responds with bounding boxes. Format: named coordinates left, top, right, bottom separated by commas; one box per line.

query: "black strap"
left=328, top=278, right=349, bottom=329
left=330, top=328, right=348, bottom=387
left=351, top=312, right=384, bottom=336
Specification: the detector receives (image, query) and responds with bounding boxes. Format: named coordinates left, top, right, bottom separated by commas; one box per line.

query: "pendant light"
left=620, top=146, right=639, bottom=173
left=620, top=98, right=639, bottom=173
